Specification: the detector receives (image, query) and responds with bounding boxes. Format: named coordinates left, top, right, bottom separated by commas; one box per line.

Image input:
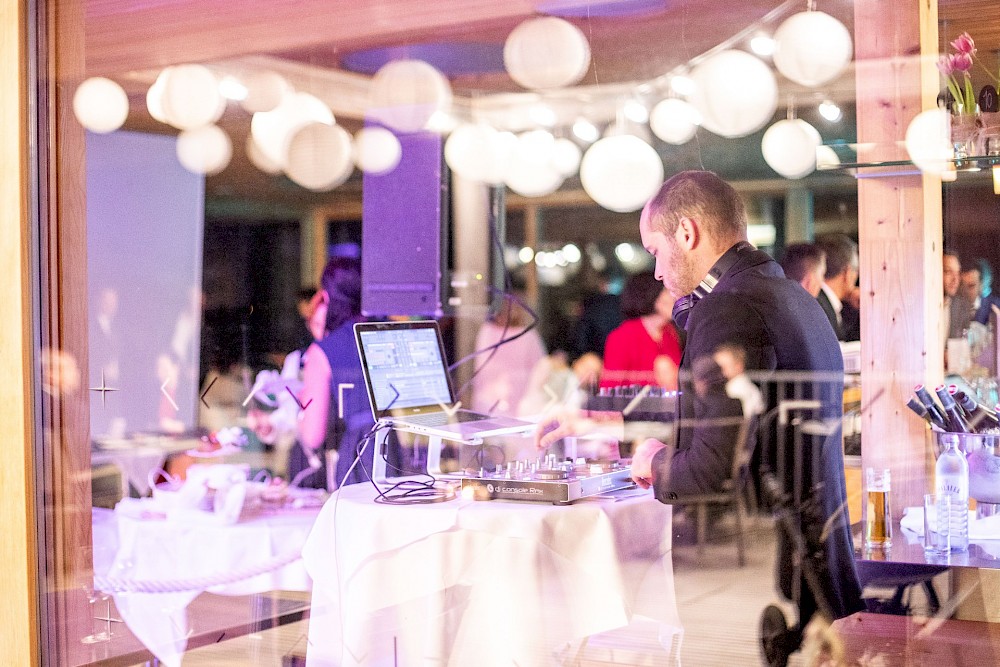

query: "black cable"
left=358, top=425, right=456, bottom=505
left=447, top=198, right=540, bottom=401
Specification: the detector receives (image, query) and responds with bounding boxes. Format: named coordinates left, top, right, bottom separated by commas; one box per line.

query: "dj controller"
left=460, top=456, right=635, bottom=505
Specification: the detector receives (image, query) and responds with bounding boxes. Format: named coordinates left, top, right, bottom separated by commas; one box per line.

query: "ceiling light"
left=518, top=247, right=535, bottom=263
left=623, top=99, right=649, bottom=123
left=614, top=243, right=636, bottom=263
left=572, top=117, right=599, bottom=143
left=749, top=35, right=776, bottom=57
left=562, top=243, right=581, bottom=263
left=670, top=75, right=695, bottom=96
left=818, top=100, right=842, bottom=122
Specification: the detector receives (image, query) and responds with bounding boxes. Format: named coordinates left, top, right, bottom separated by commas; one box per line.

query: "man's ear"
left=676, top=216, right=698, bottom=251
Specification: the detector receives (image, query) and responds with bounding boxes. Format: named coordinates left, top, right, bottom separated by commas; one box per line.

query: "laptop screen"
left=355, top=321, right=456, bottom=416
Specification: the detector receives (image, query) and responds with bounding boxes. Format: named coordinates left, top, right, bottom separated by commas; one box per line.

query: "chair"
left=669, top=414, right=757, bottom=567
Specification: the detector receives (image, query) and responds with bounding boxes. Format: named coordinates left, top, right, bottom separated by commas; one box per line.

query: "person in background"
left=599, top=271, right=681, bottom=390
left=960, top=261, right=1000, bottom=326
left=815, top=234, right=860, bottom=342
left=470, top=288, right=547, bottom=418
left=779, top=243, right=827, bottom=299
left=944, top=250, right=974, bottom=340
left=293, top=286, right=318, bottom=351
left=296, top=257, right=375, bottom=489
left=571, top=269, right=623, bottom=361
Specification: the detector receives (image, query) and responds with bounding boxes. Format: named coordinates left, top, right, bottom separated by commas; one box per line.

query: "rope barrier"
left=94, top=548, right=302, bottom=594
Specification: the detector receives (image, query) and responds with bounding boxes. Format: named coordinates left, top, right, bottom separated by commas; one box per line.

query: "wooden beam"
left=39, top=0, right=94, bottom=656
left=854, top=0, right=941, bottom=515
left=0, top=0, right=39, bottom=663
left=85, top=0, right=541, bottom=75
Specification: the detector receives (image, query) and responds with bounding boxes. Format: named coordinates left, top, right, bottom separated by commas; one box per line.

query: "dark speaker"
left=361, top=130, right=446, bottom=317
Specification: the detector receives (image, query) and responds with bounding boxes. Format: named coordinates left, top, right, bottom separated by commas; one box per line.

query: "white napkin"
left=900, top=506, right=1000, bottom=539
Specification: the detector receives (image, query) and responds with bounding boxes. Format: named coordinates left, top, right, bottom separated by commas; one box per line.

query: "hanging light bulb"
left=818, top=100, right=842, bottom=122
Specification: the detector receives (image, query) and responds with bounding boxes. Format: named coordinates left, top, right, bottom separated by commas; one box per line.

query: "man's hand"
left=534, top=408, right=626, bottom=451
left=630, top=438, right=667, bottom=489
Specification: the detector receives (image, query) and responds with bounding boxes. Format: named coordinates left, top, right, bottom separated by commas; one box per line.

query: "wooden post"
left=524, top=205, right=540, bottom=310
left=0, top=1, right=39, bottom=663
left=854, top=0, right=941, bottom=515
left=302, top=208, right=328, bottom=287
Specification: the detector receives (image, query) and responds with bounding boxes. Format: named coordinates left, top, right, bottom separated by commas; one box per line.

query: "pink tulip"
left=937, top=55, right=954, bottom=77
left=950, top=32, right=976, bottom=56
left=952, top=52, right=973, bottom=73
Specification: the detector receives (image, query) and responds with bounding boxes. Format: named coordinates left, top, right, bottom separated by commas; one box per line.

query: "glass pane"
left=24, top=1, right=997, bottom=666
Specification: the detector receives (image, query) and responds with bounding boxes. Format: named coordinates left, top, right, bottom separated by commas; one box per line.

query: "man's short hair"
left=645, top=170, right=748, bottom=248
left=815, top=234, right=858, bottom=280
left=780, top=243, right=826, bottom=284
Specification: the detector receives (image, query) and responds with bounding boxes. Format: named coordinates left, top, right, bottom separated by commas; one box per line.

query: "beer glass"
left=864, top=467, right=892, bottom=548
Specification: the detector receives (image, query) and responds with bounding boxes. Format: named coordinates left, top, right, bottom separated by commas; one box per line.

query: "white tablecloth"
left=94, top=503, right=318, bottom=667
left=302, top=483, right=681, bottom=666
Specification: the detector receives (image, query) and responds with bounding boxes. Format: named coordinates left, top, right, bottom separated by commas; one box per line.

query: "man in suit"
left=780, top=242, right=826, bottom=298
left=960, top=262, right=1000, bottom=326
left=540, top=172, right=862, bottom=663
left=815, top=234, right=860, bottom=342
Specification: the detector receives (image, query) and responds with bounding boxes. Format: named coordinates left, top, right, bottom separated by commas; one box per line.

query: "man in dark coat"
left=542, top=171, right=863, bottom=661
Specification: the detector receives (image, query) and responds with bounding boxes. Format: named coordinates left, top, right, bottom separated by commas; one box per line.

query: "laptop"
left=354, top=320, right=536, bottom=441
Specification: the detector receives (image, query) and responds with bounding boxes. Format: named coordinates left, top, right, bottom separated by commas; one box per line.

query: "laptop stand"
left=371, top=420, right=484, bottom=484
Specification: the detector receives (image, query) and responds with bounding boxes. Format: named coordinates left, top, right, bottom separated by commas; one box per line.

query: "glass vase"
left=952, top=113, right=978, bottom=167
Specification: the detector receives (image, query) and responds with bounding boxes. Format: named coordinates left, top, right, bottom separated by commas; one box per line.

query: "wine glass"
left=79, top=546, right=117, bottom=644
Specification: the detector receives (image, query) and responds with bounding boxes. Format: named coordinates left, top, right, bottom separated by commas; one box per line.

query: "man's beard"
left=663, top=240, right=700, bottom=298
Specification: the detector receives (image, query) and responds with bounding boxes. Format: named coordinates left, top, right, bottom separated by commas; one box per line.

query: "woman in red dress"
left=599, top=271, right=682, bottom=390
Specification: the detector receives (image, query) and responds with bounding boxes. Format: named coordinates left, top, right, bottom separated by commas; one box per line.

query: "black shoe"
left=759, top=604, right=791, bottom=667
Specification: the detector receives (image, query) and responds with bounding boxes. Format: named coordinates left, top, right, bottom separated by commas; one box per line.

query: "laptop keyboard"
left=405, top=411, right=491, bottom=426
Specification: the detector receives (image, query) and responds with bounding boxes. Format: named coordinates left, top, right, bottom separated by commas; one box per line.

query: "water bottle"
left=935, top=434, right=970, bottom=552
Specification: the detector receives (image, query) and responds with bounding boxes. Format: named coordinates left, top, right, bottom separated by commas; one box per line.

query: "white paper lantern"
left=816, top=145, right=841, bottom=170
left=285, top=123, right=354, bottom=191
left=504, top=131, right=563, bottom=197
left=689, top=50, right=778, bottom=138
left=550, top=138, right=582, bottom=176
left=649, top=98, right=701, bottom=145
left=504, top=17, right=591, bottom=90
left=176, top=125, right=232, bottom=175
left=240, top=70, right=291, bottom=114
left=245, top=135, right=282, bottom=175
left=761, top=118, right=822, bottom=179
left=444, top=123, right=516, bottom=184
left=146, top=73, right=170, bottom=124
left=354, top=127, right=402, bottom=174
left=251, top=92, right=334, bottom=168
left=157, top=64, right=226, bottom=130
left=905, top=108, right=953, bottom=176
left=73, top=77, right=129, bottom=133
left=773, top=11, right=853, bottom=88
left=580, top=135, right=664, bottom=213
left=369, top=60, right=452, bottom=134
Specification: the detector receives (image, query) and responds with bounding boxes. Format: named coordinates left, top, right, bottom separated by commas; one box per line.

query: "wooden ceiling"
left=80, top=0, right=1000, bottom=216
